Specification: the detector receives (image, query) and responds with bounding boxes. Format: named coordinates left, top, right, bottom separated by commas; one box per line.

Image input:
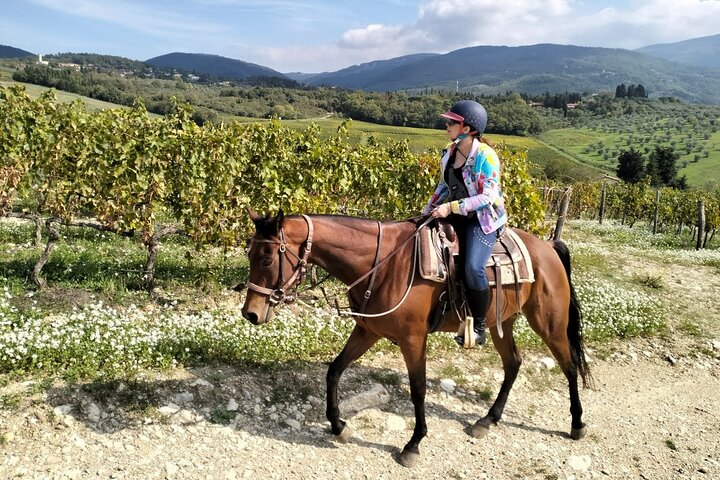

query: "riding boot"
left=454, top=287, right=491, bottom=347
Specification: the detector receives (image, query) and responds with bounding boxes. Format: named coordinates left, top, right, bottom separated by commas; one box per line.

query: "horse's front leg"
left=398, top=334, right=428, bottom=468
left=326, top=325, right=380, bottom=441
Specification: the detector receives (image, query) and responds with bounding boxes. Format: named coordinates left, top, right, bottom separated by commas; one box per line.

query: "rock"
left=539, top=357, right=556, bottom=369
left=227, top=399, right=239, bottom=411
left=440, top=378, right=457, bottom=393
left=165, top=462, right=179, bottom=477
left=629, top=351, right=638, bottom=363
left=173, top=392, right=194, bottom=405
left=285, top=418, right=302, bottom=430
left=190, top=378, right=214, bottom=388
left=176, top=409, right=201, bottom=424
left=666, top=355, right=677, bottom=366
left=568, top=455, right=592, bottom=472
left=340, top=384, right=389, bottom=412
left=711, top=340, right=720, bottom=351
left=307, top=395, right=322, bottom=406
left=54, top=404, right=73, bottom=416
left=642, top=350, right=653, bottom=358
left=159, top=403, right=181, bottom=415
left=386, top=414, right=406, bottom=431
left=88, top=403, right=102, bottom=423
left=72, top=435, right=86, bottom=449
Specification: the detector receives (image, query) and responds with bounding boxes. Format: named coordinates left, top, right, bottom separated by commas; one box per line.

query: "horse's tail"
left=552, top=240, right=594, bottom=389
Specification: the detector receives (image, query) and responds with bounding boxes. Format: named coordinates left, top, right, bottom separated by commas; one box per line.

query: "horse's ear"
left=276, top=209, right=285, bottom=229
left=247, top=207, right=261, bottom=223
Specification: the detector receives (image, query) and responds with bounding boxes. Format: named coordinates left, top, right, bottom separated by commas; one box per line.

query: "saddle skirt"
left=418, top=222, right=535, bottom=286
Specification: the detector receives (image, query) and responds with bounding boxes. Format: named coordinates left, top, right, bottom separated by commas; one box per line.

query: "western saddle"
left=417, top=220, right=535, bottom=340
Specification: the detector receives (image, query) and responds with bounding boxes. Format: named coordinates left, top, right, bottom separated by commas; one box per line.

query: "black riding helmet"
left=441, top=100, right=488, bottom=136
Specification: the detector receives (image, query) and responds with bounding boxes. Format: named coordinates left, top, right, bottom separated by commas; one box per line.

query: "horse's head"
left=241, top=208, right=300, bottom=325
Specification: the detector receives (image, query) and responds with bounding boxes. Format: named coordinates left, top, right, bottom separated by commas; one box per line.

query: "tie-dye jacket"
left=422, top=138, right=508, bottom=234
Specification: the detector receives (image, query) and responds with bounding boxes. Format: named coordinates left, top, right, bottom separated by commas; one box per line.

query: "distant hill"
left=303, top=53, right=439, bottom=88
left=284, top=72, right=321, bottom=83
left=636, top=33, right=720, bottom=68
left=305, top=43, right=720, bottom=104
left=0, top=45, right=34, bottom=58
left=146, top=52, right=287, bottom=80
left=46, top=52, right=147, bottom=70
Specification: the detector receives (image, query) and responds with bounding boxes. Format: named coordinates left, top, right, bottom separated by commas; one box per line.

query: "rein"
left=337, top=216, right=433, bottom=318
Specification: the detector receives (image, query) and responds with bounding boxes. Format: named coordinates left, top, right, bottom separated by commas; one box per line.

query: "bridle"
left=245, top=214, right=314, bottom=306
left=245, top=214, right=435, bottom=319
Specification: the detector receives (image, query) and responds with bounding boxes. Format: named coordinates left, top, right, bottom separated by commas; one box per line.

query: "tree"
left=616, top=149, right=645, bottom=183
left=649, top=146, right=679, bottom=185
left=615, top=84, right=627, bottom=98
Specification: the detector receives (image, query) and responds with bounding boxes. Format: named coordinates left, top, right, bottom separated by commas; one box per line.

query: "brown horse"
left=241, top=210, right=591, bottom=468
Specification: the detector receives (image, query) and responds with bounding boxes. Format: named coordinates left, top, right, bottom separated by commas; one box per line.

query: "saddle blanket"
left=418, top=224, right=534, bottom=286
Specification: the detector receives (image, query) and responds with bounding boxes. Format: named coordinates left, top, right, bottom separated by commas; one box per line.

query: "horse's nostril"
left=242, top=310, right=259, bottom=325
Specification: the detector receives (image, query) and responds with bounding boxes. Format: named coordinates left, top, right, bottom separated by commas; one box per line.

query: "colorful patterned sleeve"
left=422, top=182, right=448, bottom=215
left=458, top=147, right=502, bottom=215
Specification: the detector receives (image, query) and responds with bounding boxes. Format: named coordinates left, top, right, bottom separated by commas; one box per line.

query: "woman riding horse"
left=425, top=99, right=507, bottom=347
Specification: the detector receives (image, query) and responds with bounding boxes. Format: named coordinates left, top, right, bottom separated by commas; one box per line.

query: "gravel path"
left=2, top=332, right=719, bottom=480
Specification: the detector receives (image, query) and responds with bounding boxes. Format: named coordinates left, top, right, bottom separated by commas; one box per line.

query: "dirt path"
left=2, top=331, right=719, bottom=480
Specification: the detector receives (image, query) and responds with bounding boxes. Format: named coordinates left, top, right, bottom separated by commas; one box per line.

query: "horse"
left=240, top=209, right=592, bottom=468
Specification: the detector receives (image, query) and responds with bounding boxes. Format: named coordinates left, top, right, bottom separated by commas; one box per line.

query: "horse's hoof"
left=469, top=422, right=491, bottom=439
left=334, top=426, right=352, bottom=444
left=399, top=449, right=420, bottom=468
left=570, top=425, right=587, bottom=440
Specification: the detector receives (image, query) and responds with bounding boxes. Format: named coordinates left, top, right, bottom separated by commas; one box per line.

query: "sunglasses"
left=445, top=119, right=461, bottom=126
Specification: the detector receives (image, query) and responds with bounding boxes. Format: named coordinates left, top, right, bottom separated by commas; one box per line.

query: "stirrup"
left=455, top=317, right=486, bottom=349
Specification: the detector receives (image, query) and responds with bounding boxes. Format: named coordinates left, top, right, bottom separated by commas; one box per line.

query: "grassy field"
left=539, top=99, right=720, bottom=187
left=0, top=79, right=132, bottom=112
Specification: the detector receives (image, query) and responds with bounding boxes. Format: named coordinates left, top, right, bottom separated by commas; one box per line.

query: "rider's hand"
left=431, top=203, right=452, bottom=219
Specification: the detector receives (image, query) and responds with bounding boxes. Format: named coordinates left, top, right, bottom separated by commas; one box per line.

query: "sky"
left=2, top=0, right=720, bottom=73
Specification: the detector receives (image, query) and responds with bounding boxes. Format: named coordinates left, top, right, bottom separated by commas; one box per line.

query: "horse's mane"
left=287, top=213, right=425, bottom=228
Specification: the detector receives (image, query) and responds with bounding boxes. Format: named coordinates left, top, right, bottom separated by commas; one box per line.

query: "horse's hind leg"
left=543, top=331, right=586, bottom=439
left=526, top=306, right=586, bottom=440
left=470, top=316, right=521, bottom=438
left=326, top=325, right=380, bottom=442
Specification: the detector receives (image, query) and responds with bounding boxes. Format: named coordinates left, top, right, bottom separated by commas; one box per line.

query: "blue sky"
left=2, top=0, right=719, bottom=73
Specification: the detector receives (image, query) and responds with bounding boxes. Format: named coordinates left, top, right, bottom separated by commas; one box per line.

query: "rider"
left=422, top=100, right=508, bottom=346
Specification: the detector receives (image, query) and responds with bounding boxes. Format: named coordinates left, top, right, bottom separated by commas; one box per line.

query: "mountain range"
left=294, top=43, right=720, bottom=104
left=637, top=34, right=720, bottom=68
left=3, top=34, right=720, bottom=103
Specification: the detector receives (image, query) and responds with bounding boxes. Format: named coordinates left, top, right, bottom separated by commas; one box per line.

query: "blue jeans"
left=465, top=219, right=498, bottom=290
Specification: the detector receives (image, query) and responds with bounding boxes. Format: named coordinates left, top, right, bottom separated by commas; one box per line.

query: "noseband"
left=246, top=214, right=314, bottom=306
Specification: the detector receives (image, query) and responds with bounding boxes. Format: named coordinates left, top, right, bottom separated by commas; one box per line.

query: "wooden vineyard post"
left=696, top=200, right=705, bottom=250
left=599, top=182, right=606, bottom=225
left=553, top=187, right=572, bottom=241
left=652, top=189, right=660, bottom=235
